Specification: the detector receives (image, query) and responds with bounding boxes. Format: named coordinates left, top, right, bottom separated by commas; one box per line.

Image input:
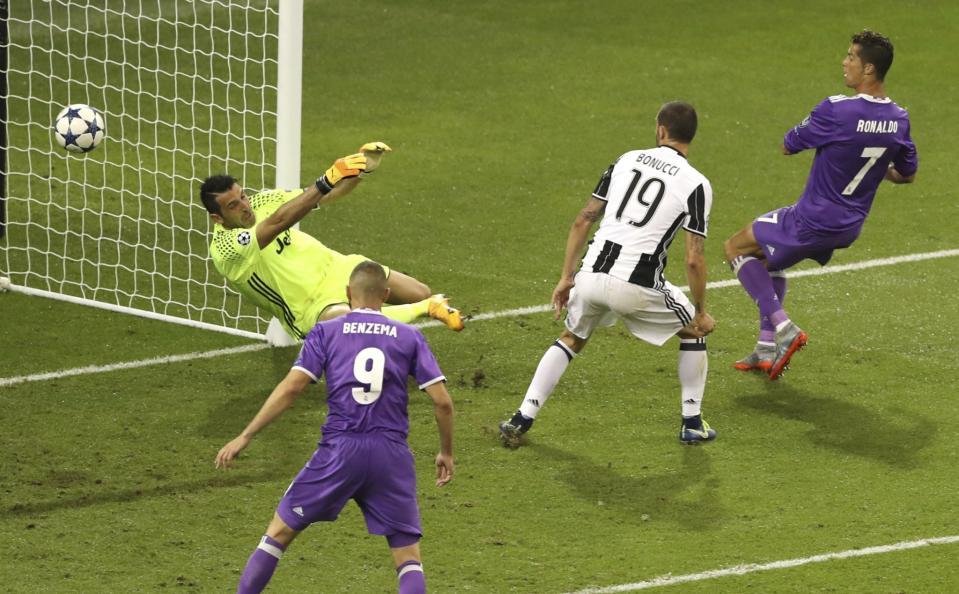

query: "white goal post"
left=1, top=0, right=303, bottom=345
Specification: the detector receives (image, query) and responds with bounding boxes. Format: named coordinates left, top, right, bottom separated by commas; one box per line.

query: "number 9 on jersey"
left=352, top=347, right=385, bottom=405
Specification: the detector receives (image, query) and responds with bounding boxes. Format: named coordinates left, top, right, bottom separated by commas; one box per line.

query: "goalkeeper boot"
left=428, top=294, right=465, bottom=332
left=733, top=342, right=775, bottom=372
left=679, top=414, right=717, bottom=445
left=769, top=321, right=808, bottom=381
left=499, top=410, right=534, bottom=449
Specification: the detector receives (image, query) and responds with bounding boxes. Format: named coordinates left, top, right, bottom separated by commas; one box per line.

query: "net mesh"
left=2, top=0, right=280, bottom=335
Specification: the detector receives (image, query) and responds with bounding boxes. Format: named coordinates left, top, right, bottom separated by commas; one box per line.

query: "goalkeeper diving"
left=200, top=142, right=464, bottom=340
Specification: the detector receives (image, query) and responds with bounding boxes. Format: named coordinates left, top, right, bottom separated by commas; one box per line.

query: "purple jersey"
left=292, top=309, right=445, bottom=439
left=784, top=94, right=918, bottom=234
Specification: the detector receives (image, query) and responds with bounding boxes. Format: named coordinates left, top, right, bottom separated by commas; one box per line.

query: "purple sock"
left=397, top=560, right=426, bottom=594
left=734, top=257, right=788, bottom=328
left=771, top=271, right=788, bottom=304
left=237, top=535, right=286, bottom=594
left=759, top=271, right=788, bottom=341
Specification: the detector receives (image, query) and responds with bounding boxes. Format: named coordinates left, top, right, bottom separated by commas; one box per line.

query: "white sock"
left=679, top=339, right=708, bottom=417
left=519, top=340, right=576, bottom=419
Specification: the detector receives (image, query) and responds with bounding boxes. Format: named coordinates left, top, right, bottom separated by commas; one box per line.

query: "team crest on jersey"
left=798, top=115, right=811, bottom=128
left=237, top=231, right=251, bottom=246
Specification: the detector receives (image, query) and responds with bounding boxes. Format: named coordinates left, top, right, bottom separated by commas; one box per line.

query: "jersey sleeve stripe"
left=592, top=164, right=615, bottom=199
left=291, top=365, right=318, bottom=382
left=685, top=184, right=707, bottom=235
left=418, top=375, right=447, bottom=390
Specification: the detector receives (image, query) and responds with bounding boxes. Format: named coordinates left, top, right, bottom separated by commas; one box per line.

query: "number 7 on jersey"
left=842, top=147, right=886, bottom=196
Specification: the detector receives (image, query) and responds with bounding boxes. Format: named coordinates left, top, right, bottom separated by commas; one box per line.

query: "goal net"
left=1, top=0, right=301, bottom=342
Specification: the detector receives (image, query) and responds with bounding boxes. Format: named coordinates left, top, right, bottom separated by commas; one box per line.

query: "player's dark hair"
left=199, top=174, right=237, bottom=215
left=349, top=260, right=389, bottom=297
left=852, top=29, right=894, bottom=81
left=657, top=101, right=697, bottom=144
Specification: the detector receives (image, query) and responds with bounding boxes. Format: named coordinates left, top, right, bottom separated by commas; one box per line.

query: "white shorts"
left=564, top=271, right=694, bottom=346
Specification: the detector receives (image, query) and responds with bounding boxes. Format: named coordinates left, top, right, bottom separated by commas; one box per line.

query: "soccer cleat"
left=499, top=411, right=534, bottom=449
left=427, top=294, right=465, bottom=332
left=768, top=321, right=809, bottom=381
left=733, top=343, right=775, bottom=372
left=679, top=416, right=717, bottom=444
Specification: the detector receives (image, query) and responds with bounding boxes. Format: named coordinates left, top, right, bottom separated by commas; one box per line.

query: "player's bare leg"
left=725, top=224, right=806, bottom=379
left=724, top=224, right=764, bottom=261
left=386, top=271, right=431, bottom=304
left=236, top=513, right=301, bottom=594
left=389, top=541, right=426, bottom=594
left=264, top=512, right=300, bottom=546
left=318, top=303, right=351, bottom=321
left=316, top=280, right=462, bottom=330
left=500, top=330, right=588, bottom=448
left=385, top=271, right=464, bottom=331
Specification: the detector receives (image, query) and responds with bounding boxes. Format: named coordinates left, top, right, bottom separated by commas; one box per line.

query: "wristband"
left=315, top=175, right=334, bottom=195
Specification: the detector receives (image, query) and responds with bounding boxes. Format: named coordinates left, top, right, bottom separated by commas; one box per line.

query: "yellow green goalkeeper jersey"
left=209, top=189, right=341, bottom=339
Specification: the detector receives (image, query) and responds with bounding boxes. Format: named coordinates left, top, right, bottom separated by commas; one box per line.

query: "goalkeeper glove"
left=359, top=141, right=392, bottom=173
left=359, top=141, right=391, bottom=152
left=315, top=153, right=367, bottom=195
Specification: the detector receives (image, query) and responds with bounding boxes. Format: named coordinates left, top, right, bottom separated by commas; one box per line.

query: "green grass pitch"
left=2, top=1, right=959, bottom=592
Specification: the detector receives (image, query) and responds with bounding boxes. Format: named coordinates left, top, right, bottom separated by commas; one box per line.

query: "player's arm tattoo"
left=578, top=198, right=606, bottom=223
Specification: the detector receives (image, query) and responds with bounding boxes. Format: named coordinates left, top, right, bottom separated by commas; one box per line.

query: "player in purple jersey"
left=215, top=261, right=454, bottom=594
left=724, top=30, right=918, bottom=380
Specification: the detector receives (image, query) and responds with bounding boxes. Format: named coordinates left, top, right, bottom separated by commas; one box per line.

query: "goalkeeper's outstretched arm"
left=254, top=177, right=360, bottom=249
left=253, top=142, right=392, bottom=249
left=253, top=154, right=367, bottom=249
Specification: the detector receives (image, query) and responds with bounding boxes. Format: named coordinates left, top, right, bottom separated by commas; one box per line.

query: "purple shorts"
left=276, top=432, right=422, bottom=541
left=752, top=206, right=860, bottom=270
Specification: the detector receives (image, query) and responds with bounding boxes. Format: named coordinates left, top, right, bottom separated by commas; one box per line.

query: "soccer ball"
left=53, top=104, right=105, bottom=153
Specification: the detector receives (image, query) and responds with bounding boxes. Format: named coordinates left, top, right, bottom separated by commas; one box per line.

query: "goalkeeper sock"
left=519, top=340, right=576, bottom=419
left=382, top=300, right=430, bottom=324
left=237, top=535, right=285, bottom=594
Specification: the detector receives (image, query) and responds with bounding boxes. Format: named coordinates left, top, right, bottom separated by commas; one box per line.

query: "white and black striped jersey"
left=582, top=145, right=712, bottom=289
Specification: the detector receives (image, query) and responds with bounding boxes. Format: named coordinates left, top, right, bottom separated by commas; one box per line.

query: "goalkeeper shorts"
left=303, top=253, right=392, bottom=326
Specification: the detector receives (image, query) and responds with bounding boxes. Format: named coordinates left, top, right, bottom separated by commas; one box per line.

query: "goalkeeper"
left=200, top=142, right=464, bottom=340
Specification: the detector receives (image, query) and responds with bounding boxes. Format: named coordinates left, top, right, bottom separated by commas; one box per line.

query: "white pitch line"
left=0, top=343, right=269, bottom=388
left=565, top=534, right=959, bottom=593
left=3, top=248, right=957, bottom=387
left=414, top=247, right=959, bottom=328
